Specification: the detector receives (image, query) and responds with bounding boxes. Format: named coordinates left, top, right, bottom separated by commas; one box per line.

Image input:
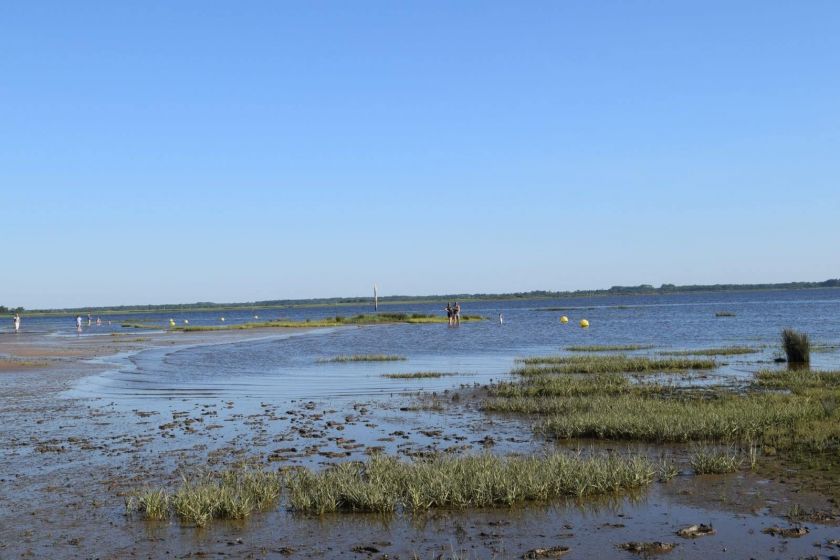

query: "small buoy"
left=169, top=319, right=175, bottom=327
left=560, top=316, right=569, bottom=324
left=580, top=319, right=589, bottom=328
left=254, top=315, right=259, bottom=319
left=184, top=319, right=189, bottom=324
left=220, top=317, right=225, bottom=322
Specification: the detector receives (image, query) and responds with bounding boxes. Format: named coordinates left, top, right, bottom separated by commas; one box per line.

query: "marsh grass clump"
left=754, top=370, right=840, bottom=392
left=174, top=313, right=485, bottom=331
left=690, top=449, right=743, bottom=474
left=483, top=375, right=670, bottom=405
left=782, top=329, right=810, bottom=365
left=536, top=392, right=818, bottom=444
left=513, top=355, right=716, bottom=376
left=319, top=354, right=407, bottom=363
left=286, top=452, right=655, bottom=514
left=566, top=345, right=654, bottom=352
left=126, top=468, right=282, bottom=526
left=660, top=347, right=758, bottom=356
left=125, top=488, right=169, bottom=521
left=383, top=372, right=453, bottom=379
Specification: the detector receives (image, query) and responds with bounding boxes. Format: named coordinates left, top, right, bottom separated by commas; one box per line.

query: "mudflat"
left=3, top=327, right=840, bottom=559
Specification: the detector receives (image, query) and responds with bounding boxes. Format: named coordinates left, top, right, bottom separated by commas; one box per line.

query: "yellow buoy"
left=580, top=319, right=590, bottom=328
left=560, top=316, right=569, bottom=324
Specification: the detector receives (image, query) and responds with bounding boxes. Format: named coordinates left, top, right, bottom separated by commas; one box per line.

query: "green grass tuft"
left=318, top=354, right=407, bottom=363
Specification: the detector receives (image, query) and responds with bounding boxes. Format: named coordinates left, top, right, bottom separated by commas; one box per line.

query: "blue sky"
left=2, top=1, right=839, bottom=309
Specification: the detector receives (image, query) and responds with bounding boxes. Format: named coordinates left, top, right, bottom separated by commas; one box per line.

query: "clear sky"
left=2, top=1, right=839, bottom=309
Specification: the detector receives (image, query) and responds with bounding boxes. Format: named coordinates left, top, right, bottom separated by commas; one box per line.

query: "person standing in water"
left=453, top=302, right=461, bottom=326
left=13, top=313, right=21, bottom=333
left=76, top=315, right=83, bottom=333
left=444, top=302, right=453, bottom=327
left=499, top=312, right=503, bottom=325
left=87, top=313, right=92, bottom=327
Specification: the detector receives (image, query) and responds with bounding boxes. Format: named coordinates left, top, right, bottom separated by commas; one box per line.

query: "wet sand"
left=2, top=330, right=840, bottom=559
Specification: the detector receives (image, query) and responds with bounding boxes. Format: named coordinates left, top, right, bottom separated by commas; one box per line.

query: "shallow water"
left=60, top=288, right=840, bottom=403
left=6, top=289, right=840, bottom=559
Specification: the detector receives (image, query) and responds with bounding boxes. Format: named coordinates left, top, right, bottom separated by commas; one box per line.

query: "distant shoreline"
left=11, top=279, right=840, bottom=317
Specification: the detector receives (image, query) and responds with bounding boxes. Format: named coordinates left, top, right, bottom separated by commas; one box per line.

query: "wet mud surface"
left=3, top=330, right=840, bottom=559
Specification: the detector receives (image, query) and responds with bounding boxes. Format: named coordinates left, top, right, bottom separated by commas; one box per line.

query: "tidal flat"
left=4, top=291, right=840, bottom=559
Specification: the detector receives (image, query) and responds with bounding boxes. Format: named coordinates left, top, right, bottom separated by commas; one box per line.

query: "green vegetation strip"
left=513, top=355, right=716, bottom=375
left=754, top=369, right=840, bottom=391
left=121, top=322, right=162, bottom=329
left=483, top=360, right=840, bottom=453
left=660, top=346, right=758, bottom=356
left=286, top=453, right=654, bottom=514
left=566, top=345, right=654, bottom=352
left=536, top=392, right=816, bottom=443
left=690, top=449, right=743, bottom=474
left=382, top=372, right=453, bottom=379
left=318, top=354, right=406, bottom=363
left=127, top=453, right=655, bottom=522
left=171, top=313, right=485, bottom=332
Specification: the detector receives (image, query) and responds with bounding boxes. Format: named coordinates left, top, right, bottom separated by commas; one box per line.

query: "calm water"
left=50, top=288, right=840, bottom=402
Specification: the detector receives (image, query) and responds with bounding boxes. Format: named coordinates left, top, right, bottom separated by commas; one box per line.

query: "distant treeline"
left=0, top=306, right=25, bottom=314
left=18, top=278, right=840, bottom=314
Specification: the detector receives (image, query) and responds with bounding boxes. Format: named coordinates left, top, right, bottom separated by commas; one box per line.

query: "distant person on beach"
left=76, top=315, right=83, bottom=332
left=13, top=313, right=20, bottom=333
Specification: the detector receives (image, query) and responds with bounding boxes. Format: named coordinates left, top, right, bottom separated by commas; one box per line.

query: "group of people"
left=444, top=301, right=462, bottom=327
left=75, top=313, right=106, bottom=332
